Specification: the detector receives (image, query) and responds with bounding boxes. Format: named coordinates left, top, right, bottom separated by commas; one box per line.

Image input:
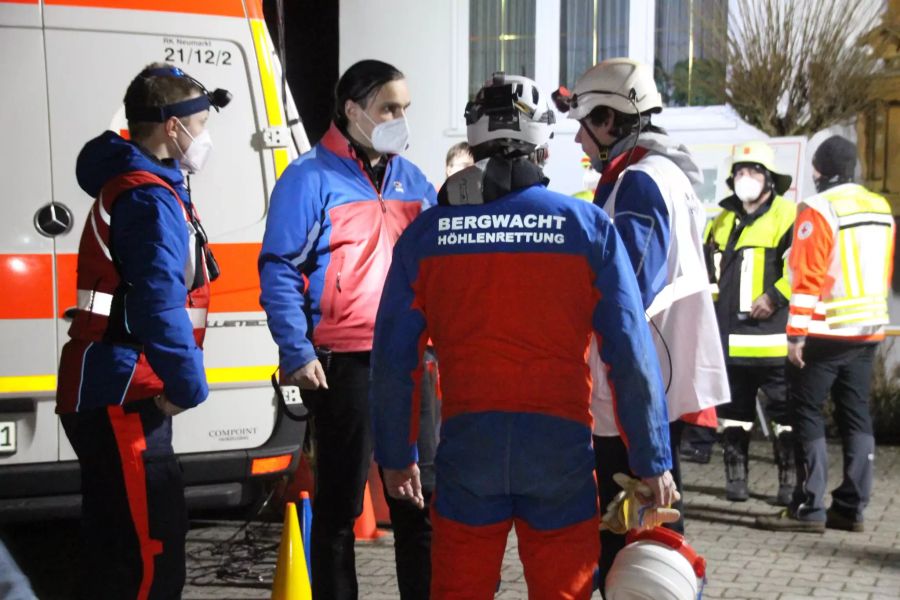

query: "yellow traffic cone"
left=271, top=501, right=312, bottom=600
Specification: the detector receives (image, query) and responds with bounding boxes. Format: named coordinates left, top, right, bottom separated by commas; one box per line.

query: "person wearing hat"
left=704, top=141, right=797, bottom=504
left=557, top=57, right=729, bottom=592
left=757, top=135, right=894, bottom=533
left=371, top=72, right=676, bottom=599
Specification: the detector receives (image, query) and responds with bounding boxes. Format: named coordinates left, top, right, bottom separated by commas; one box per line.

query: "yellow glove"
left=599, top=473, right=681, bottom=534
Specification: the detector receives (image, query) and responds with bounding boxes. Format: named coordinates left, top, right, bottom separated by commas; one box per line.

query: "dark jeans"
left=61, top=398, right=186, bottom=600
left=304, top=352, right=373, bottom=600
left=594, top=420, right=682, bottom=595
left=788, top=339, right=876, bottom=522
left=382, top=484, right=434, bottom=600
left=718, top=363, right=789, bottom=425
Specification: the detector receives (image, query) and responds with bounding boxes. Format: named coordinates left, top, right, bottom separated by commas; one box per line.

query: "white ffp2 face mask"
left=176, top=120, right=213, bottom=174
left=734, top=176, right=764, bottom=203
left=356, top=109, right=410, bottom=155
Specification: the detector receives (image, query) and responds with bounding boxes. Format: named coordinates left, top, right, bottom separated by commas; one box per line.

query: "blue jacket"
left=370, top=182, right=671, bottom=479
left=259, top=123, right=436, bottom=374
left=57, top=131, right=207, bottom=412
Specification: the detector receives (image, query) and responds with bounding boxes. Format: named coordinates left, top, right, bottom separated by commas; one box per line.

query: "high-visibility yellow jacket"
left=705, top=194, right=796, bottom=364
left=787, top=183, right=895, bottom=342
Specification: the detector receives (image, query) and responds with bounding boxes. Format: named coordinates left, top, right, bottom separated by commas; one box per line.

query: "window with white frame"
left=654, top=0, right=727, bottom=107
left=559, top=0, right=630, bottom=90
left=469, top=0, right=536, bottom=98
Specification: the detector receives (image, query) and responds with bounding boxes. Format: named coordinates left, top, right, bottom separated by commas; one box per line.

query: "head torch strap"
left=126, top=95, right=212, bottom=123
left=126, top=66, right=230, bottom=122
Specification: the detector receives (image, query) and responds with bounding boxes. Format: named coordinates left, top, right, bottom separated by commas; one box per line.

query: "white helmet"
left=560, top=58, right=662, bottom=121
left=727, top=140, right=793, bottom=195
left=605, top=528, right=706, bottom=600
left=465, top=72, right=555, bottom=154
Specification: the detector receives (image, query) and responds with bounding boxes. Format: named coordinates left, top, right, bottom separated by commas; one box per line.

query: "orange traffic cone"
left=271, top=502, right=312, bottom=600
left=353, top=482, right=387, bottom=541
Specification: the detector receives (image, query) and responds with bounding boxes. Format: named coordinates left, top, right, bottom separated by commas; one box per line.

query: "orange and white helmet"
left=605, top=528, right=706, bottom=600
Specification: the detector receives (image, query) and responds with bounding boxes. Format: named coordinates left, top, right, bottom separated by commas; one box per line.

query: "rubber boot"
left=773, top=429, right=796, bottom=506
left=723, top=426, right=750, bottom=501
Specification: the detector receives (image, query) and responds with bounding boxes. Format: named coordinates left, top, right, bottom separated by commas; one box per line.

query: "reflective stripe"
left=729, top=333, right=788, bottom=347
left=842, top=228, right=861, bottom=298
left=206, top=364, right=276, bottom=385
left=739, top=248, right=755, bottom=313
left=838, top=212, right=894, bottom=228
left=187, top=307, right=208, bottom=328
left=772, top=423, right=793, bottom=436
left=718, top=418, right=754, bottom=432
left=77, top=289, right=114, bottom=316
left=90, top=209, right=112, bottom=261
left=826, top=309, right=888, bottom=326
left=824, top=296, right=882, bottom=310
left=78, top=290, right=207, bottom=329
left=97, top=191, right=112, bottom=225
left=788, top=313, right=811, bottom=329
left=809, top=318, right=884, bottom=338
left=790, top=293, right=818, bottom=309
left=824, top=295, right=889, bottom=327
left=729, top=333, right=788, bottom=358
left=0, top=374, right=56, bottom=394
left=752, top=247, right=765, bottom=300
left=249, top=20, right=290, bottom=177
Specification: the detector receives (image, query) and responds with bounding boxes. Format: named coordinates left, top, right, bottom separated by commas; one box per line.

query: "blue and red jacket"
left=259, top=123, right=436, bottom=374
left=594, top=147, right=671, bottom=309
left=57, top=131, right=209, bottom=413
left=370, top=182, right=672, bottom=479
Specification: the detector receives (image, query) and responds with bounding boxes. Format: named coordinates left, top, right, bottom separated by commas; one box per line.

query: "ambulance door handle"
left=34, top=203, right=73, bottom=237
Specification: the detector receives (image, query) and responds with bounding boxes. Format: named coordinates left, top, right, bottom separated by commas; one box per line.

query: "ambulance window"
left=44, top=30, right=269, bottom=242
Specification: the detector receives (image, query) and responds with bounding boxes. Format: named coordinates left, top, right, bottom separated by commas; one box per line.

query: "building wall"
left=339, top=0, right=881, bottom=202
left=340, top=0, right=459, bottom=187
left=340, top=0, right=817, bottom=198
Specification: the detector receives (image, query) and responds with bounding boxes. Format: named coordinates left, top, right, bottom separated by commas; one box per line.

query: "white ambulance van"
left=0, top=0, right=308, bottom=520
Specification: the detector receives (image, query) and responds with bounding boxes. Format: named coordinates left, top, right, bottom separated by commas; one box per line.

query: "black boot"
left=773, top=429, right=796, bottom=506
left=723, top=426, right=750, bottom=501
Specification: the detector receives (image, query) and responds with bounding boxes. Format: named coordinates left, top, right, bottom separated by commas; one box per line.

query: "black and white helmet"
left=465, top=73, right=555, bottom=155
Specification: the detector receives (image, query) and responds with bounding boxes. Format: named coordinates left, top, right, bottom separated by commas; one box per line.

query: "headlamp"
left=466, top=74, right=555, bottom=130
left=125, top=66, right=232, bottom=123
left=551, top=86, right=573, bottom=113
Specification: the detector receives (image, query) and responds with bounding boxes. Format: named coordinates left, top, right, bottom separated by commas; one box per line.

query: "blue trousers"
left=61, top=398, right=186, bottom=600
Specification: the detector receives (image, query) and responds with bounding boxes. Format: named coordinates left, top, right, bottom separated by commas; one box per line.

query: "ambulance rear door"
left=0, top=1, right=63, bottom=466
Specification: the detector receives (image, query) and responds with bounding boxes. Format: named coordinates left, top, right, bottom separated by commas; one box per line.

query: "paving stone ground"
left=180, top=441, right=900, bottom=599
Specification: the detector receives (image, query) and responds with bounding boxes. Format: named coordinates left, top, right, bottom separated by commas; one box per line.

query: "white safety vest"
left=591, top=154, right=730, bottom=436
